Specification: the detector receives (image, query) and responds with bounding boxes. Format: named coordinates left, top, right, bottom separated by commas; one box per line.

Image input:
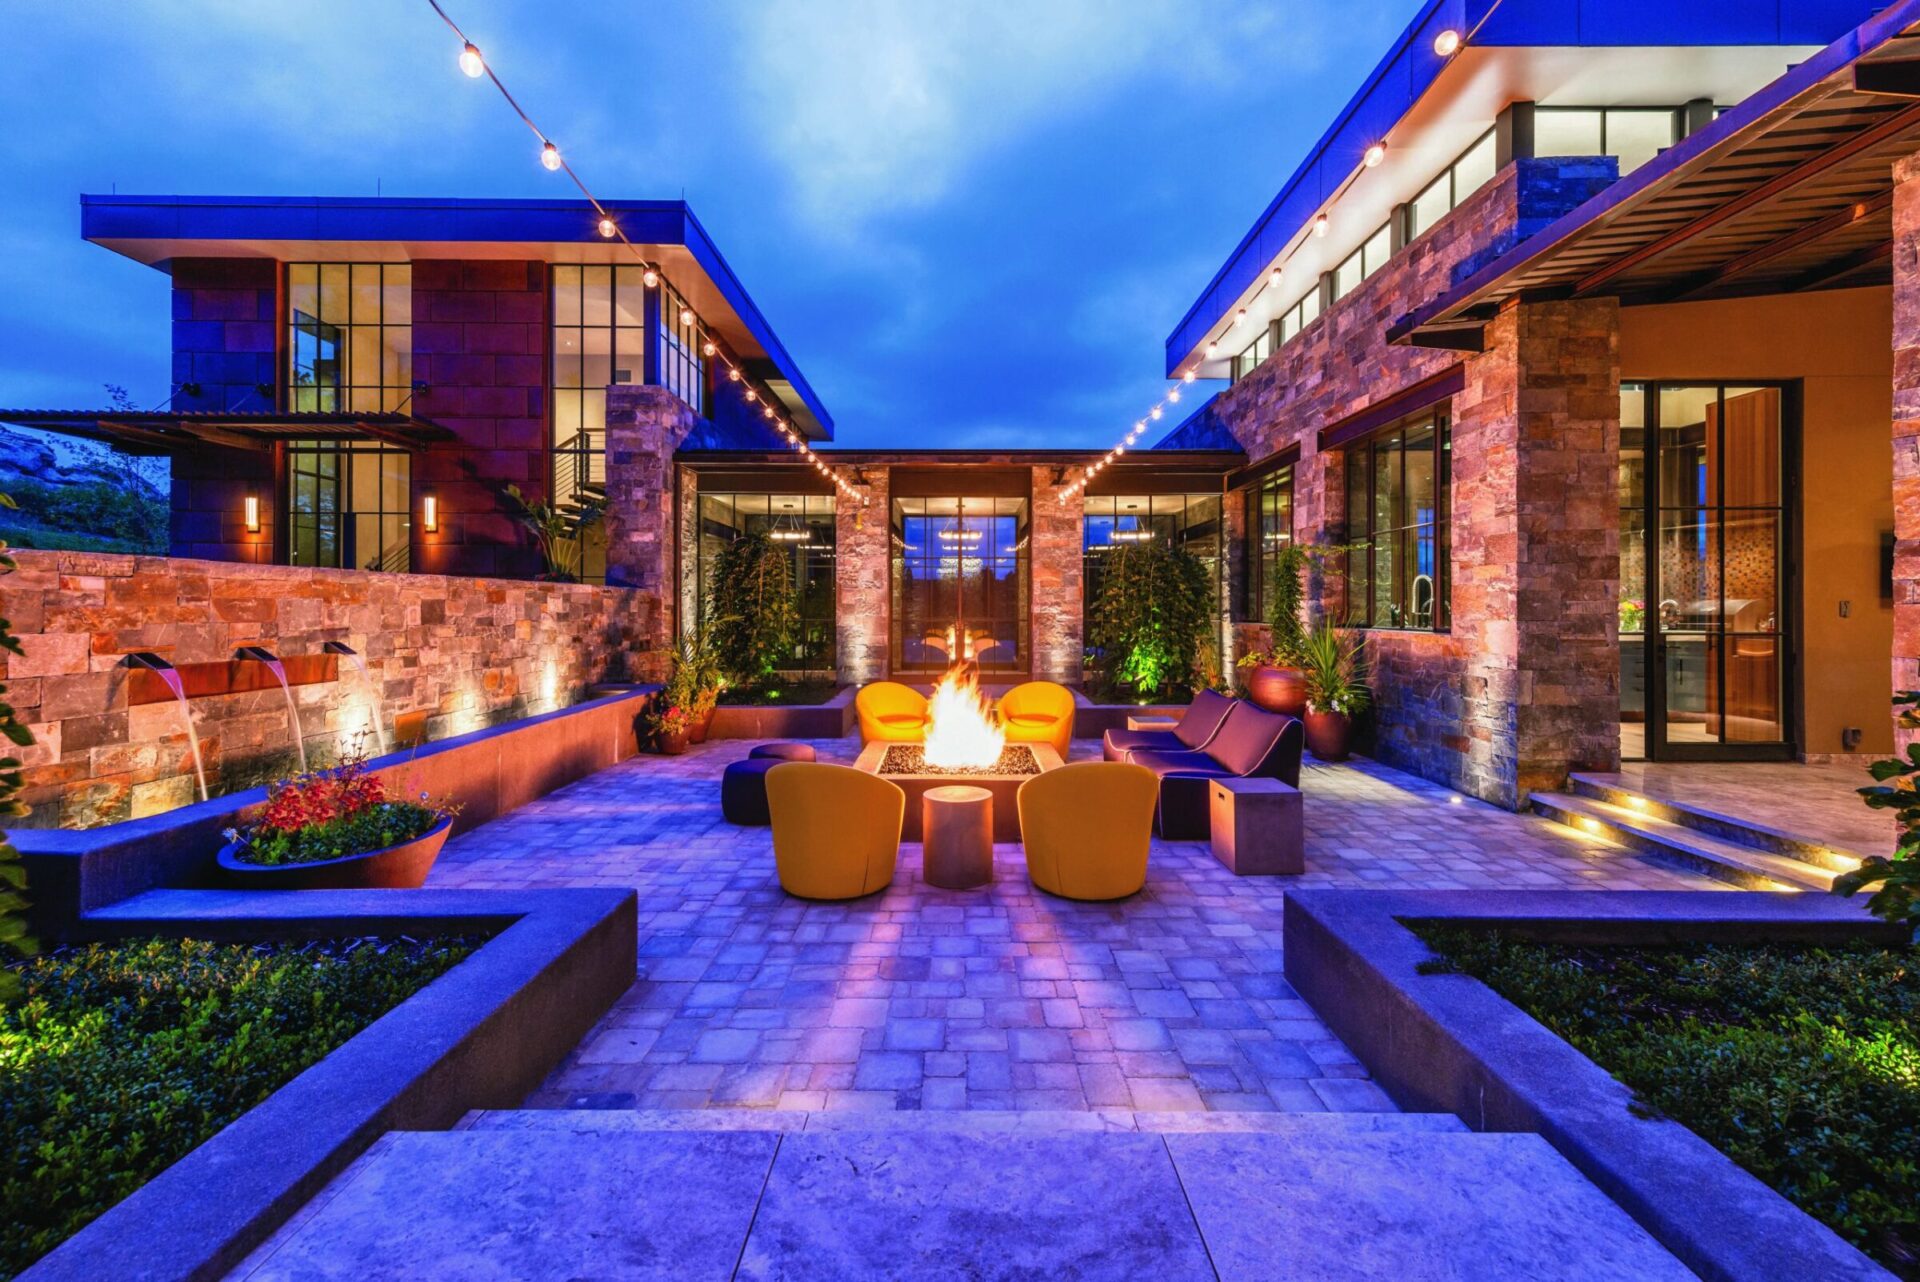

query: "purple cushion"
left=1206, top=704, right=1289, bottom=777
left=750, top=742, right=816, bottom=762
left=1173, top=689, right=1237, bottom=750
left=1125, top=749, right=1233, bottom=779
left=1103, top=728, right=1184, bottom=760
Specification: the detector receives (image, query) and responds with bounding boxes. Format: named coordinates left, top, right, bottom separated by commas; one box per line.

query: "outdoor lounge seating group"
left=722, top=681, right=1305, bottom=903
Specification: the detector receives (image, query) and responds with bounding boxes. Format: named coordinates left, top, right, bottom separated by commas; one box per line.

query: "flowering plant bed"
left=1417, top=929, right=1919, bottom=1278
left=218, top=755, right=460, bottom=889
left=0, top=935, right=478, bottom=1280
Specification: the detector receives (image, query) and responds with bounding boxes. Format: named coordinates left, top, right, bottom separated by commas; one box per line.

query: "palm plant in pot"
left=1298, top=619, right=1369, bottom=762
left=671, top=624, right=726, bottom=743
left=217, top=752, right=461, bottom=889
left=1236, top=543, right=1309, bottom=716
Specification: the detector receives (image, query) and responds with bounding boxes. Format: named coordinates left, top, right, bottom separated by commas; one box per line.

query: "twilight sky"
left=0, top=0, right=1417, bottom=450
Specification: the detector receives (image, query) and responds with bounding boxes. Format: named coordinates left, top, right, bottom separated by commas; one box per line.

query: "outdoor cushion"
left=750, top=742, right=816, bottom=761
left=1206, top=703, right=1291, bottom=778
left=857, top=681, right=930, bottom=742
left=766, top=762, right=904, bottom=900
left=1018, top=761, right=1158, bottom=900
left=1103, top=689, right=1238, bottom=761
left=998, top=681, right=1076, bottom=757
left=1124, top=749, right=1233, bottom=779
left=721, top=758, right=780, bottom=825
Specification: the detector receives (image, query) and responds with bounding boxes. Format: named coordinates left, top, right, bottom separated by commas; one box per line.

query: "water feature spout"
left=121, top=652, right=208, bottom=803
left=234, top=646, right=308, bottom=773
left=323, top=641, right=390, bottom=756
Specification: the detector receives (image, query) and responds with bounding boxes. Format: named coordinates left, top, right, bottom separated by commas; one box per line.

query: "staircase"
left=1530, top=773, right=1861, bottom=891
left=225, top=1108, right=1694, bottom=1280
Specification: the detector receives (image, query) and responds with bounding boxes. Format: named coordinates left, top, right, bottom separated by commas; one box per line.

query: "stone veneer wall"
left=604, top=384, right=700, bottom=680
left=1893, top=151, right=1920, bottom=743
left=1029, top=467, right=1084, bottom=683
left=836, top=467, right=890, bottom=685
left=1210, top=157, right=1621, bottom=806
left=5, top=550, right=652, bottom=828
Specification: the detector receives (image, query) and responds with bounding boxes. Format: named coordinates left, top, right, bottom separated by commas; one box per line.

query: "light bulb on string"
left=1150, top=406, right=1163, bottom=421
left=597, top=216, right=616, bottom=239
left=459, top=43, right=485, bottom=77
left=1433, top=29, right=1461, bottom=56
left=642, top=268, right=659, bottom=288
left=702, top=341, right=717, bottom=357
left=679, top=306, right=694, bottom=326
left=1168, top=388, right=1181, bottom=403
left=540, top=140, right=562, bottom=171
left=1183, top=370, right=1196, bottom=383
left=1364, top=142, right=1387, bottom=168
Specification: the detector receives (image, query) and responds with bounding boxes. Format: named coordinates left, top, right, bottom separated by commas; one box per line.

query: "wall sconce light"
left=243, top=493, right=261, bottom=533
left=422, top=493, right=439, bottom=534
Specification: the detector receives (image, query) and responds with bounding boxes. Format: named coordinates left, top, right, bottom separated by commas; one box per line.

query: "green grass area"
left=716, top=681, right=841, bottom=706
left=0, top=935, right=479, bottom=1278
left=1418, top=929, right=1920, bottom=1278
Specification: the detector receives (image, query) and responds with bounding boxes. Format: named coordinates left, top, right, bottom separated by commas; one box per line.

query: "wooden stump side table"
left=922, top=785, right=994, bottom=889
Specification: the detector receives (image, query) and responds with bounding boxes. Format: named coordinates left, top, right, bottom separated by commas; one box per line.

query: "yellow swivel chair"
left=856, top=681, right=930, bottom=742
left=998, top=681, right=1076, bottom=758
left=1017, top=761, right=1157, bottom=900
left=766, top=762, right=905, bottom=899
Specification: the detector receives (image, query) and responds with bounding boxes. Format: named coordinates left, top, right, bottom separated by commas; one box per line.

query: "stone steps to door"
left=1568, top=772, right=1864, bottom=871
left=1530, top=789, right=1839, bottom=892
left=227, top=1112, right=1693, bottom=1281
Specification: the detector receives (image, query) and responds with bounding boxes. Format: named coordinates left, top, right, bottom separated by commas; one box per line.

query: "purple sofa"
left=1123, top=702, right=1304, bottom=840
left=1101, top=688, right=1237, bottom=762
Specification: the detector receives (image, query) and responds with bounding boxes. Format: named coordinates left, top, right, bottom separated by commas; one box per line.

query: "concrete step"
left=230, top=1124, right=1692, bottom=1281
left=1530, top=791, right=1837, bottom=892
left=455, top=1106, right=1469, bottom=1135
left=1568, top=772, right=1863, bottom=872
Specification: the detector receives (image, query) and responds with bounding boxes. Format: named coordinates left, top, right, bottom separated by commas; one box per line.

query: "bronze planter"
left=216, top=816, right=453, bottom=890
left=1303, top=710, right=1352, bottom=762
left=1245, top=665, right=1306, bottom=717
left=655, top=728, right=691, bottom=755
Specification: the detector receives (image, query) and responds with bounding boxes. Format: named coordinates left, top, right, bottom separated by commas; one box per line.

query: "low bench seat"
left=1102, top=688, right=1235, bottom=762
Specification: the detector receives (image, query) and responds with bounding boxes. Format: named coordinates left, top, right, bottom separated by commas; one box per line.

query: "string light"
left=1312, top=213, right=1329, bottom=237
left=423, top=0, right=867, bottom=507
left=1433, top=29, right=1461, bottom=56
left=1364, top=142, right=1387, bottom=168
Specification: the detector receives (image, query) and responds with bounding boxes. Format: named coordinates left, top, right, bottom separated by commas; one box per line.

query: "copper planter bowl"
left=1244, top=665, right=1307, bottom=718
left=216, top=816, right=453, bottom=890
left=1303, top=710, right=1353, bottom=762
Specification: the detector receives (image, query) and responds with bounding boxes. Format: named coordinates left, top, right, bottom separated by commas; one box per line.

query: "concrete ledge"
left=1283, top=890, right=1900, bottom=1282
left=18, top=688, right=656, bottom=933
left=20, top=886, right=637, bottom=1282
left=1070, top=698, right=1184, bottom=740
left=708, top=685, right=856, bottom=739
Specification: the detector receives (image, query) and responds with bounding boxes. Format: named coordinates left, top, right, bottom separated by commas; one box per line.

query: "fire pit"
left=856, top=665, right=1061, bottom=842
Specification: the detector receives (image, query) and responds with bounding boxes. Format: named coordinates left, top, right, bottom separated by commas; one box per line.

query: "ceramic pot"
left=216, top=816, right=452, bottom=890
left=690, top=702, right=717, bottom=745
left=1245, top=665, right=1307, bottom=717
left=656, top=728, right=691, bottom=756
left=1303, top=709, right=1352, bottom=762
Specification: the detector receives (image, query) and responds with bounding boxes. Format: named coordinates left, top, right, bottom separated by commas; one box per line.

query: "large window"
left=1332, top=222, right=1395, bottom=304
left=1232, top=328, right=1272, bottom=382
left=286, top=440, right=411, bottom=571
left=658, top=281, right=707, bottom=417
left=552, top=264, right=650, bottom=583
left=288, top=263, right=411, bottom=412
left=1342, top=413, right=1450, bottom=630
left=1406, top=130, right=1498, bottom=243
left=892, top=496, right=1029, bottom=673
left=1535, top=107, right=1676, bottom=176
left=1239, top=466, right=1295, bottom=621
left=1082, top=494, right=1226, bottom=676
left=696, top=492, right=836, bottom=672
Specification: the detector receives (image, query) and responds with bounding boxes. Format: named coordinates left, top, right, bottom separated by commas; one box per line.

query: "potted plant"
left=502, top=483, right=606, bottom=583
left=1298, top=619, right=1370, bottom=762
left=673, top=624, right=726, bottom=743
left=216, top=753, right=461, bottom=889
left=648, top=701, right=694, bottom=755
left=1237, top=543, right=1310, bottom=716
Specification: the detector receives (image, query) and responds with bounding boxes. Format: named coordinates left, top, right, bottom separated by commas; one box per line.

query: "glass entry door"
left=892, top=496, right=1030, bottom=674
left=1619, top=383, right=1792, bottom=760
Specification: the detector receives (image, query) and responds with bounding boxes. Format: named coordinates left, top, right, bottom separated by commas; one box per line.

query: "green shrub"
left=706, top=531, right=798, bottom=685
left=0, top=936, right=476, bottom=1277
left=1418, top=930, right=1920, bottom=1273
left=1088, top=540, right=1215, bottom=699
left=3, top=478, right=167, bottom=553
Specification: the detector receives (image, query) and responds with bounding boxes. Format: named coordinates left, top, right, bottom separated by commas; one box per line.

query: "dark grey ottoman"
left=722, top=758, right=781, bottom=825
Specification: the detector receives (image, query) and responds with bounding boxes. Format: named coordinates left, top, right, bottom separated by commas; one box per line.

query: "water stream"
left=340, top=651, right=391, bottom=756
left=152, top=667, right=210, bottom=803
left=259, top=658, right=309, bottom=773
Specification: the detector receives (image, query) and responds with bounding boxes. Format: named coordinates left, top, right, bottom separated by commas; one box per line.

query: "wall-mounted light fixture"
left=422, top=492, right=439, bottom=534
left=244, top=493, right=261, bottom=533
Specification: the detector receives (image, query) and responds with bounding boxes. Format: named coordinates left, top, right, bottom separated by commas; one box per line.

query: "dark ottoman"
left=722, top=757, right=781, bottom=825
left=749, top=742, right=817, bottom=762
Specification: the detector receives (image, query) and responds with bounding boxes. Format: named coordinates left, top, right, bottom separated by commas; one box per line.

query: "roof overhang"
left=79, top=195, right=833, bottom=440
left=0, top=410, right=456, bottom=455
left=1390, top=1, right=1920, bottom=348
left=1164, top=0, right=1872, bottom=376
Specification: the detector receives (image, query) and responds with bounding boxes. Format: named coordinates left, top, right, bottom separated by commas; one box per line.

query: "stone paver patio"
left=428, top=739, right=1712, bottom=1115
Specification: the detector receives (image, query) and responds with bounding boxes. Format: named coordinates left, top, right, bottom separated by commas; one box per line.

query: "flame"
left=923, top=664, right=1005, bottom=770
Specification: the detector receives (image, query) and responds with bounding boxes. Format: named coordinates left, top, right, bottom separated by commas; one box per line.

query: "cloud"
left=728, top=0, right=1338, bottom=233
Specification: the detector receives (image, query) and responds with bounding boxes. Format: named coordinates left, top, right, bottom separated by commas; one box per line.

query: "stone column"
left=604, top=384, right=698, bottom=678
left=835, top=468, right=889, bottom=685
left=1891, top=153, right=1920, bottom=737
left=1453, top=297, right=1622, bottom=807
left=1030, top=468, right=1084, bottom=683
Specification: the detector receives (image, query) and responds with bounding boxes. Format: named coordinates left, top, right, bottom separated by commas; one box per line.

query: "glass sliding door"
left=1621, top=383, right=1792, bottom=759
left=891, top=496, right=1029, bottom=674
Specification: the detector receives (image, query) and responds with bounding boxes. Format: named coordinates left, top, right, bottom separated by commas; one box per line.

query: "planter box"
left=707, top=686, right=856, bottom=740
left=216, top=816, right=453, bottom=890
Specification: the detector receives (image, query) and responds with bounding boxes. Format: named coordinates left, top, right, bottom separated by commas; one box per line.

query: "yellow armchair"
left=766, top=762, right=904, bottom=899
left=856, top=681, right=930, bottom=742
left=998, top=681, right=1076, bottom=758
left=1017, top=761, right=1157, bottom=900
